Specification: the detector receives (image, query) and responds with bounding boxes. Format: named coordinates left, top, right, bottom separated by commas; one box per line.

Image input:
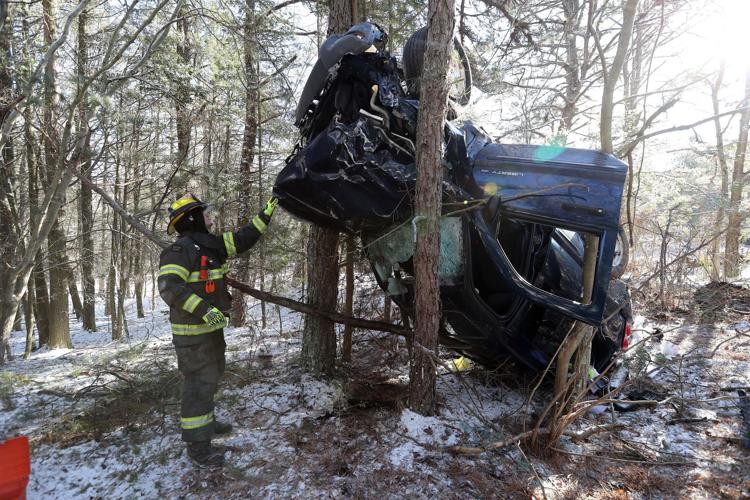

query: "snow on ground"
left=1, top=291, right=749, bottom=498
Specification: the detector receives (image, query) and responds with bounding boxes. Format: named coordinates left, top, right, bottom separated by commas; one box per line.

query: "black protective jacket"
left=158, top=211, right=271, bottom=345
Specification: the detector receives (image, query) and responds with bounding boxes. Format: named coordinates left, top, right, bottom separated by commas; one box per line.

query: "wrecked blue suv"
left=274, top=23, right=632, bottom=371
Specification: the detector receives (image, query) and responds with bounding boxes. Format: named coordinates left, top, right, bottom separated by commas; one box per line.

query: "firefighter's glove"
left=202, top=307, right=227, bottom=327
left=263, top=197, right=279, bottom=217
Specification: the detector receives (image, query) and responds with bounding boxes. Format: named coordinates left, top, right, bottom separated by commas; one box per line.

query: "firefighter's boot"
left=214, top=420, right=233, bottom=435
left=187, top=441, right=225, bottom=467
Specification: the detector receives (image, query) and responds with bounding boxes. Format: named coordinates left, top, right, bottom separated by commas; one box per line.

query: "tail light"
left=622, top=322, right=632, bottom=349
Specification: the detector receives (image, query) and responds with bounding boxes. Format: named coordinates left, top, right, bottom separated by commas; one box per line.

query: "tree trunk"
left=300, top=0, right=359, bottom=376
left=23, top=281, right=36, bottom=358
left=43, top=0, right=72, bottom=350
left=599, top=0, right=639, bottom=154
left=408, top=0, right=454, bottom=416
left=342, top=234, right=355, bottom=362
left=33, top=256, right=50, bottom=347
left=257, top=72, right=267, bottom=330
left=108, top=126, right=124, bottom=341
left=19, top=5, right=50, bottom=348
left=710, top=64, right=728, bottom=281
left=77, top=7, right=96, bottom=330
left=301, top=226, right=339, bottom=375
left=231, top=0, right=259, bottom=327
left=559, top=0, right=581, bottom=137
left=174, top=9, right=192, bottom=171
left=13, top=304, right=22, bottom=332
left=724, top=69, right=750, bottom=278
left=66, top=266, right=84, bottom=320
left=0, top=0, right=17, bottom=358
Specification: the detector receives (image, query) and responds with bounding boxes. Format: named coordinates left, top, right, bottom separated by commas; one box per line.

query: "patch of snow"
left=388, top=442, right=420, bottom=470
left=398, top=409, right=459, bottom=446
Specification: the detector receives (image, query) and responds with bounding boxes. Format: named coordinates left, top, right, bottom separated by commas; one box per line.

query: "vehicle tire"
left=611, top=226, right=629, bottom=279
left=402, top=27, right=473, bottom=105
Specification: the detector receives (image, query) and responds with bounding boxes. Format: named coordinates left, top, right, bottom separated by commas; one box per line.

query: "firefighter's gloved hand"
left=263, top=197, right=279, bottom=217
left=202, top=307, right=227, bottom=327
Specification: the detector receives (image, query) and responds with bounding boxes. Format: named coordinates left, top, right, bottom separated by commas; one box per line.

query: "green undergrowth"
left=37, top=364, right=181, bottom=448
left=0, top=371, right=31, bottom=410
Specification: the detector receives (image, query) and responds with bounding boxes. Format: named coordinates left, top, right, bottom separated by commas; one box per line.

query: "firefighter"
left=158, top=193, right=277, bottom=467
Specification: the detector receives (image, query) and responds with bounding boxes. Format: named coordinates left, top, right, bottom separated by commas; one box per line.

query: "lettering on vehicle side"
left=478, top=169, right=524, bottom=177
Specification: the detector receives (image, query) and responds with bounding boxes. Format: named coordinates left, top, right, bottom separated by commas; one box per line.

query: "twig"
left=448, top=423, right=624, bottom=455
left=516, top=442, right=547, bottom=500
left=549, top=447, right=694, bottom=467
left=566, top=423, right=625, bottom=442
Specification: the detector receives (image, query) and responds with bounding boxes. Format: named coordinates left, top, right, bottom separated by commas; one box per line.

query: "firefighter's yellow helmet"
left=167, top=194, right=207, bottom=235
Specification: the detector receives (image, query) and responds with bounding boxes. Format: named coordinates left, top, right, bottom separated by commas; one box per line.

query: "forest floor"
left=1, top=287, right=749, bottom=499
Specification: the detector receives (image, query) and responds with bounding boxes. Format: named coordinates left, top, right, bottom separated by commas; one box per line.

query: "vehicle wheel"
left=402, top=27, right=473, bottom=105
left=611, top=226, right=629, bottom=279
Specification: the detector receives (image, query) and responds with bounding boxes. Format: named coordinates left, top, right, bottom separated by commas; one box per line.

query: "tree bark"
left=300, top=0, right=360, bottom=376
left=724, top=69, right=750, bottom=278
left=0, top=0, right=17, bottom=358
left=23, top=280, right=36, bottom=358
left=409, top=0, right=454, bottom=416
left=108, top=120, right=124, bottom=341
left=33, top=256, right=50, bottom=347
left=231, top=0, right=259, bottom=326
left=77, top=7, right=96, bottom=330
left=301, top=226, right=339, bottom=375
left=174, top=8, right=192, bottom=171
left=342, top=234, right=355, bottom=362
left=43, top=0, right=72, bottom=350
left=23, top=6, right=50, bottom=346
left=710, top=64, right=728, bottom=281
left=599, top=0, right=639, bottom=154
left=559, top=0, right=581, bottom=136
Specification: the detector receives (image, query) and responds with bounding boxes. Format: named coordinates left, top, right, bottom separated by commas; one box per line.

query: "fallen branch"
left=448, top=423, right=624, bottom=455
left=549, top=447, right=694, bottom=467
left=225, top=277, right=410, bottom=338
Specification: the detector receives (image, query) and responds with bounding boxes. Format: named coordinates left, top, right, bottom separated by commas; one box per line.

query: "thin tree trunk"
left=257, top=58, right=267, bottom=330
left=19, top=3, right=50, bottom=348
left=23, top=280, right=36, bottom=358
left=66, top=266, right=83, bottom=320
left=13, top=304, right=22, bottom=332
left=301, top=0, right=360, bottom=375
left=302, top=226, right=339, bottom=375
left=231, top=0, right=258, bottom=326
left=0, top=0, right=16, bottom=359
left=559, top=0, right=581, bottom=137
left=174, top=9, right=192, bottom=172
left=342, top=234, right=355, bottom=362
left=77, top=7, right=96, bottom=330
left=409, top=0, right=454, bottom=416
left=599, top=0, right=639, bottom=154
left=724, top=69, right=750, bottom=278
left=108, top=121, right=124, bottom=341
left=33, top=256, right=50, bottom=347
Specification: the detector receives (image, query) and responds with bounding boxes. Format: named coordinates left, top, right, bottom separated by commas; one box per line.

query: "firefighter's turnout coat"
left=158, top=212, right=270, bottom=345
left=157, top=211, right=271, bottom=441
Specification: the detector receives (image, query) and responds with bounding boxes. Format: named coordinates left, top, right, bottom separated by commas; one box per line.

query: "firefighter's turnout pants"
left=157, top=213, right=270, bottom=442
left=174, top=332, right=226, bottom=442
